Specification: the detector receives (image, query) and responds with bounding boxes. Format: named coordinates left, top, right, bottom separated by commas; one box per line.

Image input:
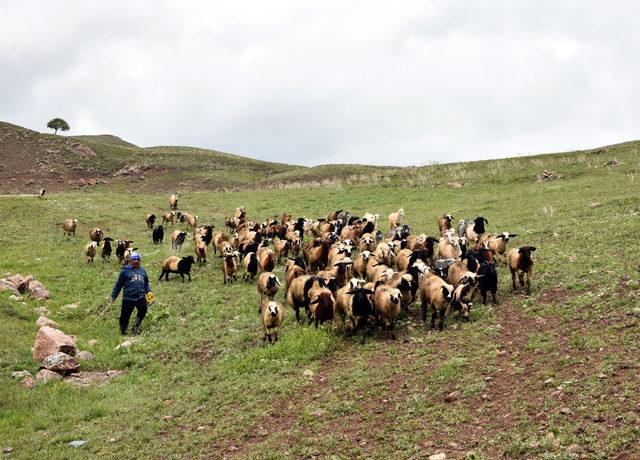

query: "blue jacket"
left=111, top=265, right=151, bottom=302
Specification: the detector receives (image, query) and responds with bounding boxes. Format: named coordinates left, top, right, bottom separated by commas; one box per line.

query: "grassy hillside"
left=0, top=122, right=300, bottom=193
left=1, top=142, right=639, bottom=458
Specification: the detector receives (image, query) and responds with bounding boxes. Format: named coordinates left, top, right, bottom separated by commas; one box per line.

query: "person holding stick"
left=110, top=252, right=153, bottom=335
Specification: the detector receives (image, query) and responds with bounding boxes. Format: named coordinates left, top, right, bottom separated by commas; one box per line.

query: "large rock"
left=0, top=279, right=20, bottom=295
left=20, top=376, right=37, bottom=389
left=33, top=326, right=77, bottom=361
left=28, top=280, right=51, bottom=300
left=36, top=369, right=63, bottom=383
left=41, top=352, right=79, bottom=373
left=36, top=316, right=59, bottom=329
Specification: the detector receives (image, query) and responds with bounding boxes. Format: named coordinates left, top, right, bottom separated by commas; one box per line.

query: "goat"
left=419, top=274, right=454, bottom=331
left=482, top=232, right=518, bottom=260
left=508, top=246, right=536, bottom=295
left=352, top=251, right=373, bottom=278
left=221, top=252, right=240, bottom=284
left=373, top=287, right=402, bottom=337
left=171, top=230, right=187, bottom=250
left=437, top=233, right=462, bottom=260
left=242, top=252, right=259, bottom=282
left=437, top=214, right=454, bottom=235
left=257, top=272, right=281, bottom=306
left=162, top=211, right=176, bottom=225
left=169, top=193, right=178, bottom=210
left=460, top=216, right=489, bottom=242
left=477, top=261, right=498, bottom=304
left=285, top=257, right=306, bottom=295
left=85, top=241, right=98, bottom=263
left=257, top=246, right=276, bottom=273
left=62, top=218, right=78, bottom=236
left=89, top=227, right=103, bottom=242
left=273, top=239, right=292, bottom=263
left=261, top=300, right=284, bottom=344
left=388, top=208, right=405, bottom=229
left=195, top=239, right=208, bottom=265
left=158, top=256, right=195, bottom=283
left=145, top=214, right=156, bottom=229
left=152, top=225, right=164, bottom=244
left=101, top=237, right=113, bottom=260
left=115, top=239, right=133, bottom=264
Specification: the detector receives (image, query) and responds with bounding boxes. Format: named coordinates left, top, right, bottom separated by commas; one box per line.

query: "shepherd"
left=110, top=251, right=153, bottom=335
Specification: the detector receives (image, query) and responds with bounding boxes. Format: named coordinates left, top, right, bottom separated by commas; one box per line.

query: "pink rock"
left=20, top=376, right=37, bottom=389
left=33, top=326, right=77, bottom=361
left=36, top=369, right=63, bottom=383
left=36, top=316, right=59, bottom=329
left=41, top=352, right=80, bottom=373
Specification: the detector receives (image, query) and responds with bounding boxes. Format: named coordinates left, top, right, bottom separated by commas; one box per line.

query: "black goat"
left=153, top=225, right=164, bottom=244
left=477, top=261, right=498, bottom=304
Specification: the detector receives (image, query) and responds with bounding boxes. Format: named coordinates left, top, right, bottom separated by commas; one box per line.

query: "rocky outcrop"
left=41, top=352, right=80, bottom=374
left=32, top=326, right=77, bottom=361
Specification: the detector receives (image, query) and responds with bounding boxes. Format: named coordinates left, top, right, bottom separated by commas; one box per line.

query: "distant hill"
left=0, top=121, right=301, bottom=193
left=0, top=120, right=636, bottom=194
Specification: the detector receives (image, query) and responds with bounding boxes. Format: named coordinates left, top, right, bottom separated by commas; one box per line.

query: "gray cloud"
left=2, top=1, right=639, bottom=166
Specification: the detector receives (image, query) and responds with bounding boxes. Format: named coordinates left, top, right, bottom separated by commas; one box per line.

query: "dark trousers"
left=120, top=298, right=148, bottom=334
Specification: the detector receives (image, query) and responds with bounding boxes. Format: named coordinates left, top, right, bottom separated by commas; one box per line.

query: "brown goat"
left=507, top=246, right=536, bottom=295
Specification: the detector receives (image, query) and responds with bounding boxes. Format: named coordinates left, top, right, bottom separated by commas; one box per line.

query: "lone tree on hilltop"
left=47, top=118, right=70, bottom=135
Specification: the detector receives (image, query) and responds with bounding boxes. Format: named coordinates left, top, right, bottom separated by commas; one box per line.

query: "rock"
left=2, top=447, right=14, bottom=454
left=11, top=370, right=32, bottom=379
left=228, top=446, right=238, bottom=452
left=34, top=306, right=50, bottom=315
left=33, top=326, right=77, bottom=361
left=29, top=286, right=51, bottom=300
left=598, top=373, right=607, bottom=379
left=559, top=407, right=572, bottom=415
left=20, top=376, right=37, bottom=389
left=429, top=453, right=447, bottom=460
left=64, top=370, right=124, bottom=387
left=36, top=369, right=63, bottom=383
left=76, top=351, right=94, bottom=361
left=41, top=352, right=80, bottom=373
left=163, top=415, right=174, bottom=421
left=87, top=339, right=98, bottom=346
left=0, top=279, right=20, bottom=295
left=445, top=390, right=461, bottom=403
left=62, top=303, right=79, bottom=310
left=68, top=440, right=86, bottom=447
left=589, top=202, right=602, bottom=208
left=36, top=316, right=59, bottom=329
left=8, top=294, right=21, bottom=301
left=303, top=369, right=315, bottom=378
left=537, top=170, right=560, bottom=181
left=115, top=340, right=134, bottom=350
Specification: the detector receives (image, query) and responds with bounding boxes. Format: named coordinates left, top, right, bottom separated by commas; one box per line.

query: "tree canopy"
left=47, top=118, right=70, bottom=134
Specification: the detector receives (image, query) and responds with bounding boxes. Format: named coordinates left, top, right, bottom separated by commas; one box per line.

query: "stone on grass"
left=445, top=390, right=461, bottom=403
left=20, top=376, right=37, bottom=389
left=36, top=316, right=59, bottom=329
left=41, top=352, right=80, bottom=373
left=0, top=279, right=20, bottom=295
left=8, top=294, right=21, bottom=301
left=62, top=303, right=79, bottom=310
left=11, top=370, right=32, bottom=379
left=36, top=369, right=63, bottom=383
left=68, top=440, right=86, bottom=447
left=87, top=339, right=98, bottom=346
left=303, top=369, right=314, bottom=378
left=34, top=306, right=50, bottom=315
left=429, top=453, right=447, bottom=460
left=33, top=326, right=77, bottom=361
left=3, top=447, right=14, bottom=454
left=76, top=351, right=94, bottom=361
left=115, top=340, right=134, bottom=350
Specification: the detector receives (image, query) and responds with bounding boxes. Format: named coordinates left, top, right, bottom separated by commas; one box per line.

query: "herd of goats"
left=63, top=194, right=537, bottom=343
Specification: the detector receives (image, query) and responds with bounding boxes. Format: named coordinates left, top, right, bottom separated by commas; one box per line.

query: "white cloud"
left=1, top=0, right=640, bottom=166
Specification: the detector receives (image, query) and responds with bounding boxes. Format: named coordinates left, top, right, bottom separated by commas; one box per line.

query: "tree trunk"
left=54, top=128, right=58, bottom=134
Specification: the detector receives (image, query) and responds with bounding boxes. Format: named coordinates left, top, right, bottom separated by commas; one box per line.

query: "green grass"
left=0, top=137, right=639, bottom=458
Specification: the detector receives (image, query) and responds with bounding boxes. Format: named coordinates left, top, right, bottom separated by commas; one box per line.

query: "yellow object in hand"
left=146, top=292, right=154, bottom=304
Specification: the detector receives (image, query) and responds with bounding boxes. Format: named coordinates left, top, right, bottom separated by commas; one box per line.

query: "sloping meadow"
left=0, top=146, right=639, bottom=458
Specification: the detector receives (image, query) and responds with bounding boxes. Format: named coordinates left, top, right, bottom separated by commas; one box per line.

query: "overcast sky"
left=2, top=1, right=639, bottom=166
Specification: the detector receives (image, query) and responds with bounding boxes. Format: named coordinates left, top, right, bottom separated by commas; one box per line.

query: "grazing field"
left=1, top=143, right=639, bottom=459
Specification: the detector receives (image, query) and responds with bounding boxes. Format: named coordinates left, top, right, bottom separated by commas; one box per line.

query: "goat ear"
left=530, top=246, right=536, bottom=251
left=484, top=218, right=489, bottom=224
left=364, top=289, right=374, bottom=295
left=509, top=233, right=517, bottom=238
left=310, top=298, right=319, bottom=305
left=275, top=277, right=282, bottom=286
